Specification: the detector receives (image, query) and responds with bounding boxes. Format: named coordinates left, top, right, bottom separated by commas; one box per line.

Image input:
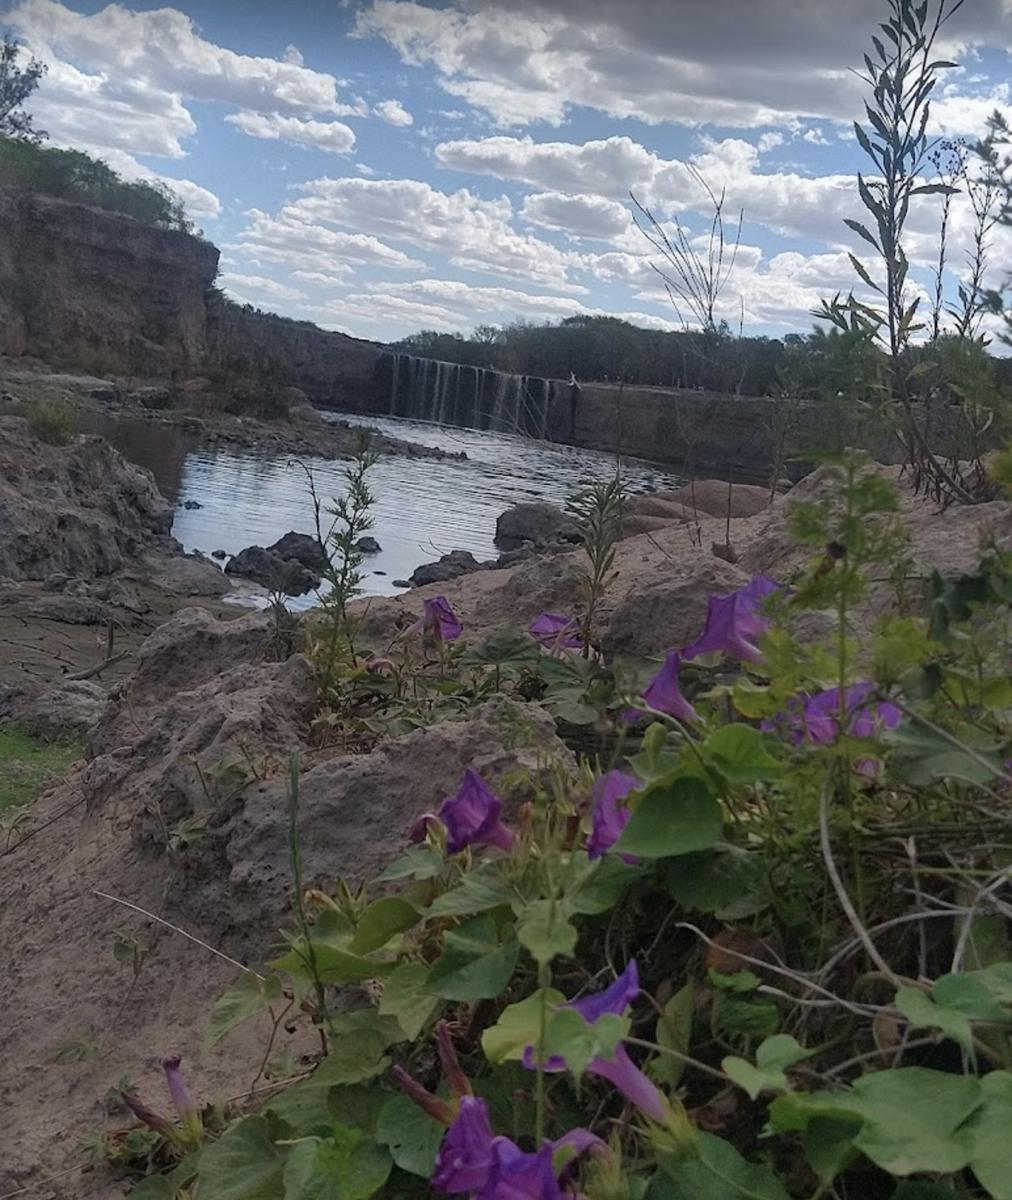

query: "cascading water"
left=378, top=352, right=560, bottom=439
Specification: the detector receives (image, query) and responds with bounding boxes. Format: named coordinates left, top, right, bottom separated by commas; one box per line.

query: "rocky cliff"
left=0, top=188, right=220, bottom=376
left=0, top=188, right=383, bottom=393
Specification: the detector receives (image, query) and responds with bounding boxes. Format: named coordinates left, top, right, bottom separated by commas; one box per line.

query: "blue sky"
left=4, top=0, right=1012, bottom=344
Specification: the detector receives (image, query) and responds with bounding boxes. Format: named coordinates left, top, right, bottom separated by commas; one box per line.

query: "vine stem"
left=818, top=781, right=900, bottom=984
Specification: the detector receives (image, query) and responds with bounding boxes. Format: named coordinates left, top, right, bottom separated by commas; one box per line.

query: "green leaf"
left=661, top=846, right=765, bottom=917
left=703, top=725, right=782, bottom=784
left=967, top=1070, right=1012, bottom=1200
left=848, top=253, right=883, bottom=294
left=565, top=855, right=643, bottom=915
left=627, top=723, right=681, bottom=781
left=207, top=972, right=282, bottom=1047
left=654, top=1131, right=790, bottom=1200
left=770, top=1067, right=982, bottom=1176
left=425, top=913, right=519, bottom=1000
left=272, top=942, right=396, bottom=985
left=890, top=1186, right=960, bottom=1200
left=283, top=1126, right=391, bottom=1200
left=268, top=1011, right=400, bottom=1132
left=196, top=1117, right=284, bottom=1200
left=128, top=1178, right=176, bottom=1200
left=515, top=899, right=578, bottom=965
left=910, top=183, right=959, bottom=196
left=722, top=1035, right=809, bottom=1100
left=651, top=984, right=694, bottom=1088
left=426, top=864, right=513, bottom=918
left=482, top=989, right=566, bottom=1063
left=803, top=1115, right=863, bottom=1183
left=616, top=778, right=722, bottom=859
left=888, top=724, right=1004, bottom=787
left=844, top=218, right=882, bottom=252
left=536, top=1010, right=627, bottom=1081
left=349, top=898, right=419, bottom=955
left=378, top=962, right=440, bottom=1040
left=897, top=973, right=1009, bottom=1050
left=375, top=1095, right=445, bottom=1178
left=460, top=626, right=542, bottom=668
left=376, top=845, right=444, bottom=882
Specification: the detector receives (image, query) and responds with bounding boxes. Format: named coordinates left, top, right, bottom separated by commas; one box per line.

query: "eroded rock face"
left=182, top=696, right=575, bottom=956
left=663, top=480, right=771, bottom=520
left=267, top=531, right=328, bottom=571
left=19, top=679, right=108, bottom=740
left=0, top=416, right=174, bottom=581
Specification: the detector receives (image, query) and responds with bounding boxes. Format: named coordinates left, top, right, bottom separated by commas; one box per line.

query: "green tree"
left=0, top=34, right=47, bottom=143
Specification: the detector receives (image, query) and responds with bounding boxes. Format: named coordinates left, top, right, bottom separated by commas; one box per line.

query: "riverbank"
left=0, top=358, right=464, bottom=466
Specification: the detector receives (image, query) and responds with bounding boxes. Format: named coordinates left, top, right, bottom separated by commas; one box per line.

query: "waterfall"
left=379, top=352, right=557, bottom=439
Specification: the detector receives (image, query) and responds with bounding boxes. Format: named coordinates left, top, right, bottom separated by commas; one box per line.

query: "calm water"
left=89, top=410, right=680, bottom=606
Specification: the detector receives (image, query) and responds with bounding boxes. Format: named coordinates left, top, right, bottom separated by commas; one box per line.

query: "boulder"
left=602, top=556, right=750, bottom=661
left=620, top=513, right=680, bottom=539
left=626, top=495, right=697, bottom=522
left=225, top=545, right=319, bottom=596
left=19, top=679, right=107, bottom=740
left=211, top=549, right=227, bottom=560
left=182, top=499, right=202, bottom=510
left=662, top=480, right=771, bottom=520
left=27, top=596, right=110, bottom=625
left=266, top=531, right=328, bottom=571
left=495, top=501, right=580, bottom=548
left=409, top=549, right=488, bottom=587
left=355, top=536, right=382, bottom=554
left=145, top=552, right=230, bottom=597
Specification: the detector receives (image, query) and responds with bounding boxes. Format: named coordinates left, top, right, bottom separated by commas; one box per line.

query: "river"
left=80, top=410, right=681, bottom=604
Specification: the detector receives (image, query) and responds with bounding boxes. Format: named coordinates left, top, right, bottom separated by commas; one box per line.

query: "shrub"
left=27, top=398, right=76, bottom=445
left=0, top=136, right=192, bottom=232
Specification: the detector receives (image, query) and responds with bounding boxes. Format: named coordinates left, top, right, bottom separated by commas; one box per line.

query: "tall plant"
left=820, top=0, right=974, bottom=501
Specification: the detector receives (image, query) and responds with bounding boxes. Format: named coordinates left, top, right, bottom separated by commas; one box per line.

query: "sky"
left=3, top=0, right=1012, bottom=345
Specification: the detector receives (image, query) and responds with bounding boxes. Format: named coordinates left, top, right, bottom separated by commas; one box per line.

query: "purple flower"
left=415, top=596, right=463, bottom=642
left=439, top=769, right=514, bottom=855
left=529, top=613, right=583, bottom=651
left=764, top=682, right=901, bottom=747
left=433, top=1097, right=601, bottom=1199
left=121, top=1092, right=176, bottom=1142
left=433, top=1096, right=497, bottom=1193
left=640, top=651, right=700, bottom=723
left=586, top=771, right=639, bottom=861
left=682, top=574, right=779, bottom=663
left=522, top=961, right=669, bottom=1124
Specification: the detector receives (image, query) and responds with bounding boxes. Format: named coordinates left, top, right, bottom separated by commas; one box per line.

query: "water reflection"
left=96, top=410, right=680, bottom=606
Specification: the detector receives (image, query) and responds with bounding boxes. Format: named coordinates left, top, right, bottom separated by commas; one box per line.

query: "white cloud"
left=292, top=268, right=352, bottom=286
left=374, top=98, right=414, bottom=126
left=354, top=0, right=1010, bottom=129
left=220, top=273, right=309, bottom=303
left=758, top=132, right=785, bottom=153
left=280, top=176, right=588, bottom=291
left=521, top=192, right=631, bottom=240
left=234, top=207, right=425, bottom=270
left=802, top=127, right=829, bottom=145
left=225, top=111, right=356, bottom=154
left=6, top=0, right=360, bottom=165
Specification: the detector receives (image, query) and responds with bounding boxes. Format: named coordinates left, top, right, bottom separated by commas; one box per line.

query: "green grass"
left=0, top=728, right=81, bottom=809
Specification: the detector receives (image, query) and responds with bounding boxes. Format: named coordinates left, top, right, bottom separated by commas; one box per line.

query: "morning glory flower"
left=529, top=612, right=583, bottom=651
left=415, top=595, right=463, bottom=642
left=121, top=1056, right=202, bottom=1147
left=682, top=574, right=780, bottom=662
left=522, top=961, right=668, bottom=1124
left=764, top=681, right=901, bottom=746
left=640, top=651, right=700, bottom=723
left=432, top=1096, right=601, bottom=1199
left=586, top=771, right=640, bottom=861
left=438, top=769, right=514, bottom=854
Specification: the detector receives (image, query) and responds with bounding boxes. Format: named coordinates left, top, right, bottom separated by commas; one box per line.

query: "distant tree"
left=0, top=34, right=47, bottom=142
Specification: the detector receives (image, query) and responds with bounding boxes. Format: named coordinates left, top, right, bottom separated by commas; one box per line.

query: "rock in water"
left=409, top=549, right=488, bottom=586
left=225, top=545, right=319, bottom=596
left=266, top=531, right=328, bottom=571
left=355, top=536, right=382, bottom=554
left=495, top=501, right=581, bottom=548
